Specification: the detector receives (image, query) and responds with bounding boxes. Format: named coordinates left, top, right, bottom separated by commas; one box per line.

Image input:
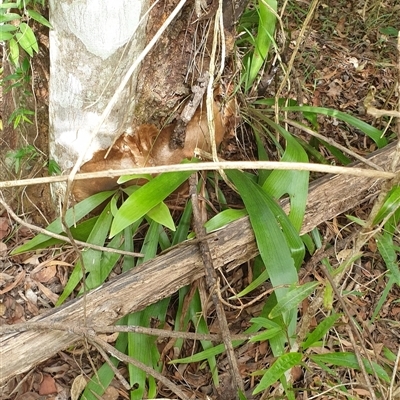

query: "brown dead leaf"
left=0, top=241, right=7, bottom=253
left=23, top=254, right=43, bottom=266
left=353, top=388, right=371, bottom=396
left=0, top=269, right=25, bottom=295
left=103, top=385, right=120, bottom=400
left=31, top=264, right=57, bottom=283
left=71, top=374, right=87, bottom=400
left=335, top=16, right=347, bottom=37
left=39, top=374, right=58, bottom=395
left=0, top=217, right=10, bottom=240
left=326, top=81, right=342, bottom=99
left=35, top=279, right=59, bottom=305
left=15, top=393, right=40, bottom=400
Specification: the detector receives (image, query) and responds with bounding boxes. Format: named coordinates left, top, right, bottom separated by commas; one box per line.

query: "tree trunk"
left=48, top=0, right=149, bottom=192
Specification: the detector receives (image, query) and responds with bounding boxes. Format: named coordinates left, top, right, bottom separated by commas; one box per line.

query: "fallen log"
left=0, top=142, right=397, bottom=384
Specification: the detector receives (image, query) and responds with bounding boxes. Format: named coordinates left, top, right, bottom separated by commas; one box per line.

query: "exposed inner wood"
left=1, top=142, right=397, bottom=384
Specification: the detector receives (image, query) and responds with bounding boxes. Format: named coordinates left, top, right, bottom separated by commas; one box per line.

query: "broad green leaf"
left=254, top=131, right=271, bottom=185
left=371, top=274, right=395, bottom=322
left=245, top=0, right=277, bottom=90
left=226, top=169, right=299, bottom=353
left=376, top=232, right=400, bottom=284
left=185, top=289, right=220, bottom=386
left=252, top=352, right=302, bottom=394
left=281, top=106, right=387, bottom=148
left=110, top=170, right=192, bottom=237
left=12, top=191, right=116, bottom=254
left=269, top=282, right=319, bottom=319
left=0, top=13, right=21, bottom=23
left=0, top=24, right=17, bottom=32
left=26, top=9, right=52, bottom=28
left=309, top=352, right=390, bottom=382
left=238, top=390, right=247, bottom=400
left=117, top=173, right=152, bottom=184
left=0, top=3, right=18, bottom=8
left=9, top=37, right=19, bottom=66
left=262, top=119, right=309, bottom=233
left=250, top=317, right=284, bottom=331
left=0, top=31, right=13, bottom=40
left=204, top=208, right=248, bottom=233
left=16, top=23, right=38, bottom=56
left=234, top=266, right=269, bottom=298
left=172, top=200, right=192, bottom=245
left=56, top=204, right=114, bottom=305
left=147, top=201, right=175, bottom=231
left=249, top=327, right=282, bottom=342
left=373, top=186, right=400, bottom=225
left=302, top=313, right=342, bottom=350
left=380, top=26, right=398, bottom=36
left=83, top=234, right=123, bottom=292
left=382, top=347, right=397, bottom=362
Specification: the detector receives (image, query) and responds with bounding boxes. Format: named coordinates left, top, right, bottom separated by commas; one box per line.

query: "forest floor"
left=1, top=1, right=400, bottom=399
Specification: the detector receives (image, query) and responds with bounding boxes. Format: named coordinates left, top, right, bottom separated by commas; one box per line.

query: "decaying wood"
left=1, top=142, right=398, bottom=384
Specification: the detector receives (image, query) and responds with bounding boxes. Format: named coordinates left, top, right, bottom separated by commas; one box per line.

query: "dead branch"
left=0, top=141, right=398, bottom=384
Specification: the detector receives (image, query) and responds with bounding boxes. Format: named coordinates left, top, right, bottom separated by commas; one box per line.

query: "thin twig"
left=189, top=174, right=244, bottom=395
left=389, top=345, right=400, bottom=400
left=0, top=198, right=143, bottom=257
left=92, top=341, right=131, bottom=390
left=0, top=160, right=396, bottom=190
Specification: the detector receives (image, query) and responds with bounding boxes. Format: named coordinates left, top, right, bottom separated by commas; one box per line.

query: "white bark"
left=48, top=0, right=148, bottom=174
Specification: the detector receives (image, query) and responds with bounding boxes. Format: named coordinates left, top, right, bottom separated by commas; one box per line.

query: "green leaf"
left=373, top=186, right=400, bottom=225
left=252, top=352, right=302, bottom=395
left=309, top=352, right=390, bottom=383
left=110, top=171, right=192, bottom=237
left=16, top=23, right=38, bottom=57
left=376, top=232, right=400, bottom=284
left=127, top=221, right=164, bottom=400
left=12, top=191, right=116, bottom=254
left=146, top=201, right=175, bottom=231
left=0, top=31, right=13, bottom=40
left=245, top=0, right=277, bottom=90
left=226, top=169, right=299, bottom=354
left=172, top=200, right=193, bottom=245
left=0, top=13, right=21, bottom=23
left=9, top=37, right=19, bottom=66
left=379, top=26, right=399, bottom=36
left=117, top=173, right=152, bottom=184
left=204, top=208, right=248, bottom=233
left=269, top=281, right=319, bottom=319
left=82, top=331, right=128, bottom=400
left=281, top=106, right=387, bottom=148
left=83, top=234, right=123, bottom=293
left=262, top=119, right=309, bottom=233
left=249, top=327, right=283, bottom=342
left=0, top=24, right=18, bottom=32
left=57, top=204, right=115, bottom=305
left=302, top=313, right=342, bottom=350
left=26, top=9, right=53, bottom=28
